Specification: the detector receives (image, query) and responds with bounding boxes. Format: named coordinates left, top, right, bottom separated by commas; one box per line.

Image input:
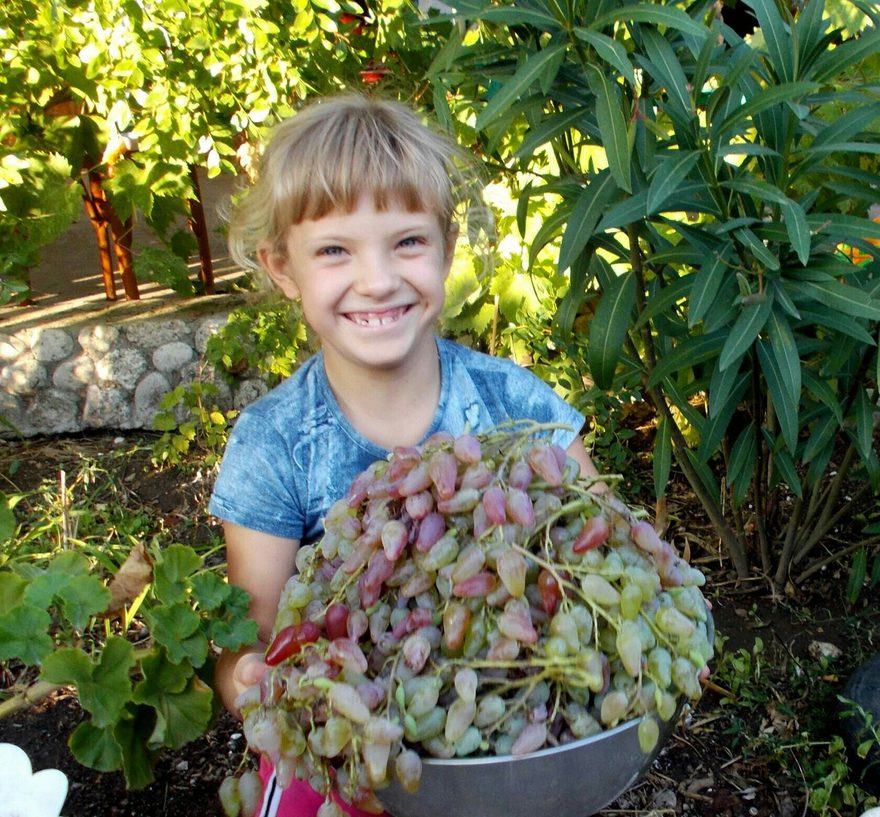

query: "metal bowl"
left=378, top=711, right=676, bottom=817
left=379, top=610, right=713, bottom=817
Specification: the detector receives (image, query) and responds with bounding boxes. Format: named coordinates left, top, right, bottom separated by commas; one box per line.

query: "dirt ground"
left=1, top=432, right=878, bottom=817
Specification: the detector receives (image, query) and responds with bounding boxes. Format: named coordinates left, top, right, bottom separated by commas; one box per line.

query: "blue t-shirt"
left=208, top=337, right=585, bottom=542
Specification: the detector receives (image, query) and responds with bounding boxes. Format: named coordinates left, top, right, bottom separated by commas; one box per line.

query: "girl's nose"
left=354, top=254, right=399, bottom=296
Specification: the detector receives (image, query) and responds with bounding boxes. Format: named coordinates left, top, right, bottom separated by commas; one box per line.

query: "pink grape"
left=527, top=443, right=563, bottom=486
left=505, top=488, right=535, bottom=527
left=481, top=484, right=508, bottom=525
left=453, top=433, right=482, bottom=464
left=414, top=512, right=446, bottom=553
left=428, top=450, right=458, bottom=499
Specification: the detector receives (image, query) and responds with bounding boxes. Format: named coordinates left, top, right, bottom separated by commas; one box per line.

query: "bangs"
left=269, top=100, right=454, bottom=233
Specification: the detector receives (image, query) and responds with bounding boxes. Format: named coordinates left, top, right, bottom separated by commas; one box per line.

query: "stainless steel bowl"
left=379, top=610, right=713, bottom=817
left=378, top=711, right=675, bottom=817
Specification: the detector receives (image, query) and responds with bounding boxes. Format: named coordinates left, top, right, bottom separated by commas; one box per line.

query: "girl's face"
left=260, top=193, right=456, bottom=381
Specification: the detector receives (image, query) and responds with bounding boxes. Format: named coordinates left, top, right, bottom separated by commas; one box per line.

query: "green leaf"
left=134, top=649, right=192, bottom=702
left=767, top=309, right=802, bottom=420
left=588, top=270, right=637, bottom=389
left=586, top=66, right=632, bottom=193
left=810, top=26, right=880, bottom=82
left=699, top=372, right=748, bottom=461
left=515, top=107, right=590, bottom=158
left=0, top=604, right=53, bottom=664
left=640, top=28, right=694, bottom=124
left=145, top=603, right=205, bottom=665
left=646, top=151, right=701, bottom=215
left=727, top=425, right=757, bottom=506
left=719, top=296, right=773, bottom=371
left=69, top=720, right=123, bottom=773
left=846, top=548, right=867, bottom=605
left=647, top=331, right=726, bottom=387
left=757, top=340, right=798, bottom=454
left=475, top=44, right=567, bottom=132
left=779, top=199, right=811, bottom=265
left=189, top=572, right=230, bottom=611
left=689, top=242, right=734, bottom=327
left=653, top=414, right=672, bottom=500
left=592, top=4, right=709, bottom=37
left=60, top=575, right=112, bottom=632
left=735, top=227, right=780, bottom=271
left=477, top=6, right=560, bottom=27
left=853, top=388, right=873, bottom=461
left=714, top=81, right=819, bottom=137
left=573, top=27, right=635, bottom=86
left=802, top=409, right=838, bottom=464
left=0, top=492, right=14, bottom=544
left=114, top=706, right=158, bottom=789
left=0, top=572, right=26, bottom=615
left=795, top=305, right=876, bottom=345
left=798, top=279, right=880, bottom=321
left=747, top=0, right=794, bottom=82
left=765, top=431, right=803, bottom=497
left=557, top=172, right=617, bottom=273
left=42, top=637, right=135, bottom=728
left=146, top=676, right=214, bottom=750
left=153, top=544, right=201, bottom=605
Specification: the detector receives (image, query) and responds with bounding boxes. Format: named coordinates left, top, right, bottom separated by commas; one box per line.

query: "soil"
left=0, top=432, right=878, bottom=817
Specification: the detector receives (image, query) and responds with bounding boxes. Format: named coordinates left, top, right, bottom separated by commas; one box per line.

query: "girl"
left=209, top=93, right=603, bottom=817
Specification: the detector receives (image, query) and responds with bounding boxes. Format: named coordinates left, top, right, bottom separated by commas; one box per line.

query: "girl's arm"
left=215, top=522, right=300, bottom=716
left=565, top=437, right=608, bottom=492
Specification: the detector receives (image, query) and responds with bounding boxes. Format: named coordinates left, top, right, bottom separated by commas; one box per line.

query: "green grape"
left=638, top=716, right=660, bottom=752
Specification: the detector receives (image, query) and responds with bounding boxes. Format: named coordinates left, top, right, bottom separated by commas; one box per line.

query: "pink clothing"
left=254, top=757, right=390, bottom=817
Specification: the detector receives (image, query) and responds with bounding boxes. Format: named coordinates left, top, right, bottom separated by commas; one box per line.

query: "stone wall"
left=0, top=294, right=267, bottom=438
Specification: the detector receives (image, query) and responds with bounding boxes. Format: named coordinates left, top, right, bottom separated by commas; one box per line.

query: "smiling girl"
left=209, top=94, right=602, bottom=817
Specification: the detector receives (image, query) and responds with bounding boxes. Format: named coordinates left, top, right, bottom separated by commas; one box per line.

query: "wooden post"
left=187, top=164, right=215, bottom=295
left=80, top=171, right=117, bottom=301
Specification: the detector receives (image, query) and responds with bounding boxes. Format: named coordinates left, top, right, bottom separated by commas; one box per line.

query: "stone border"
left=0, top=294, right=267, bottom=438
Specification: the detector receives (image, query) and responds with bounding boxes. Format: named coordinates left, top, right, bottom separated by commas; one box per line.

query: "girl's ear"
left=258, top=244, right=301, bottom=300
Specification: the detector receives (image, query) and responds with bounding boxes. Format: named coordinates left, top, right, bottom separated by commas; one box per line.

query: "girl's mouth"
left=345, top=306, right=409, bottom=327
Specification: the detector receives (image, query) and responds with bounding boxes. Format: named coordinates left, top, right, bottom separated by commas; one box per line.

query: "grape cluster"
left=235, top=422, right=712, bottom=816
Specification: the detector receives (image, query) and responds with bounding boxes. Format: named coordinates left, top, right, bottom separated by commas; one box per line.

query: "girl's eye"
left=319, top=245, right=345, bottom=257
left=398, top=236, right=424, bottom=249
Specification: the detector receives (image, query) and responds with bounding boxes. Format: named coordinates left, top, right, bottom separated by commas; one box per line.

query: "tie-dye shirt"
left=209, top=337, right=584, bottom=542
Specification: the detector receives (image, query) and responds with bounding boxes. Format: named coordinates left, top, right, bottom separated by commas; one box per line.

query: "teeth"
left=352, top=311, right=400, bottom=327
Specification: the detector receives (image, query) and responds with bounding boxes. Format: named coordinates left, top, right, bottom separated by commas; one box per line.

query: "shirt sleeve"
left=207, top=408, right=305, bottom=540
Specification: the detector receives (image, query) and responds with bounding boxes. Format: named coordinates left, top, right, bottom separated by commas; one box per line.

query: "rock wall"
left=0, top=295, right=267, bottom=438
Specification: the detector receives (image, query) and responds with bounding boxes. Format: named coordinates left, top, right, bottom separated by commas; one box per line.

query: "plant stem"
left=0, top=681, right=63, bottom=719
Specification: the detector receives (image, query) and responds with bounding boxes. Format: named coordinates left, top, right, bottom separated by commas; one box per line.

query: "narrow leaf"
left=798, top=279, right=880, bottom=321
left=719, top=295, right=773, bottom=371
left=757, top=340, right=799, bottom=454
left=558, top=171, right=617, bottom=273
left=767, top=309, right=802, bottom=413
left=853, top=388, right=873, bottom=461
left=588, top=271, right=637, bottom=389
left=689, top=242, right=733, bottom=326
left=714, top=81, right=819, bottom=137
left=573, top=27, right=636, bottom=86
left=646, top=151, right=701, bottom=215
left=592, top=5, right=709, bottom=37
left=653, top=414, right=672, bottom=500
left=647, top=331, right=726, bottom=387
left=779, top=199, right=811, bottom=265
left=586, top=66, right=632, bottom=193
left=476, top=45, right=567, bottom=131
left=746, top=0, right=794, bottom=82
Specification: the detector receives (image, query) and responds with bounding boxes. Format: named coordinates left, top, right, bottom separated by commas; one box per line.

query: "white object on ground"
left=0, top=743, right=68, bottom=817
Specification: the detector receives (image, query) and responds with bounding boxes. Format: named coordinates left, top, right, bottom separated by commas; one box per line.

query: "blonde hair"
left=227, top=94, right=481, bottom=276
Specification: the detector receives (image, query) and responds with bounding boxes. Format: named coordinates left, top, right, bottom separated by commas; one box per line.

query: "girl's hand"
left=232, top=650, right=270, bottom=700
